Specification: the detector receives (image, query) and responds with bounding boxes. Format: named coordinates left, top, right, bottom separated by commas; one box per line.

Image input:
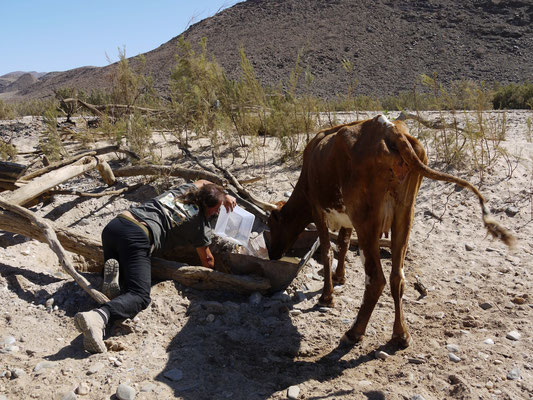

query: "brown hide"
left=267, top=114, right=514, bottom=348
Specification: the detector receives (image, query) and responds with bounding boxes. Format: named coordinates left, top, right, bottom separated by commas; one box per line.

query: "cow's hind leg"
left=341, top=236, right=385, bottom=345
left=389, top=207, right=415, bottom=348
left=333, top=227, right=352, bottom=285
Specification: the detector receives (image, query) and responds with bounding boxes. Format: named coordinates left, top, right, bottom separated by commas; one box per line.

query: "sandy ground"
left=0, top=111, right=532, bottom=400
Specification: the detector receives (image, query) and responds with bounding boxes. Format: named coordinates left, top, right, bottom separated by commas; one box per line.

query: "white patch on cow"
left=324, top=209, right=353, bottom=231
left=377, top=114, right=394, bottom=127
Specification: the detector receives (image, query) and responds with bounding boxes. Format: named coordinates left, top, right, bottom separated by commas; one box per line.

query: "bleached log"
left=2, top=156, right=98, bottom=206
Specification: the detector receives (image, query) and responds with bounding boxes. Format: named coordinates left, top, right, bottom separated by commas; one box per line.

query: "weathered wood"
left=2, top=156, right=98, bottom=206
left=20, top=152, right=96, bottom=181
left=0, top=161, right=27, bottom=182
left=96, top=157, right=116, bottom=186
left=113, top=165, right=226, bottom=186
left=151, top=258, right=271, bottom=294
left=47, top=183, right=142, bottom=198
left=0, top=199, right=109, bottom=304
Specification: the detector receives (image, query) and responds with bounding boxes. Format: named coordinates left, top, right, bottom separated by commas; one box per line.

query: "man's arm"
left=196, top=246, right=215, bottom=269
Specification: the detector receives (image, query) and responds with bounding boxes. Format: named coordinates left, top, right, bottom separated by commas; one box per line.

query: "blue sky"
left=0, top=0, right=244, bottom=76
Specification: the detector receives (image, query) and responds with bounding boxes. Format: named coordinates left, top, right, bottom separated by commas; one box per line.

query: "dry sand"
left=0, top=111, right=532, bottom=399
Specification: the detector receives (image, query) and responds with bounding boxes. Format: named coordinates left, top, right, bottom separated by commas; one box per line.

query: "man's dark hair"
left=182, top=184, right=225, bottom=212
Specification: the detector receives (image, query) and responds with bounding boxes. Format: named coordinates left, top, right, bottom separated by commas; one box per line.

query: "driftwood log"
left=113, top=165, right=226, bottom=186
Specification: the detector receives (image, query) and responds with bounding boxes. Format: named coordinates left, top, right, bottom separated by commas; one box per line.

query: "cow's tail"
left=388, top=125, right=516, bottom=248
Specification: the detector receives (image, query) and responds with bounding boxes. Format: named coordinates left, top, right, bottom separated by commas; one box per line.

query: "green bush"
left=493, top=82, right=533, bottom=109
left=0, top=100, right=15, bottom=120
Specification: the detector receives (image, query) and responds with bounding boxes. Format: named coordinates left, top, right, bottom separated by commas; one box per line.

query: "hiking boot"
left=102, top=258, right=120, bottom=299
left=74, top=311, right=107, bottom=353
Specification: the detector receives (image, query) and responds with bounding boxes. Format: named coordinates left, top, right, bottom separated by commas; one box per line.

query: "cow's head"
left=266, top=206, right=293, bottom=260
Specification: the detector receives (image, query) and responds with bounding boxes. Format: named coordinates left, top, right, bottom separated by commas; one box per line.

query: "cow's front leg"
left=341, top=237, right=385, bottom=345
left=316, top=219, right=334, bottom=307
left=333, top=227, right=352, bottom=285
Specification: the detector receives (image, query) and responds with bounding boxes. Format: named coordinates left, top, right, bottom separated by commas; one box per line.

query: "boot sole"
left=74, top=313, right=107, bottom=353
left=102, top=259, right=120, bottom=299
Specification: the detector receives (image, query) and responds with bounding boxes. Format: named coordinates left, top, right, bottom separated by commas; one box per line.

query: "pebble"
left=448, top=353, right=461, bottom=363
left=483, top=338, right=494, bottom=345
left=485, top=381, right=494, bottom=389
left=479, top=302, right=493, bottom=310
left=408, top=358, right=426, bottom=365
left=3, top=370, right=11, bottom=379
left=76, top=383, right=89, bottom=395
left=34, top=361, right=55, bottom=373
left=2, top=336, right=16, bottom=346
left=287, top=385, right=300, bottom=399
left=163, top=368, right=183, bottom=381
left=434, top=311, right=445, bottom=319
left=249, top=292, right=262, bottom=305
left=410, top=396, right=426, bottom=400
left=206, top=314, right=215, bottom=323
left=446, top=344, right=459, bottom=353
left=507, top=368, right=520, bottom=380
left=11, top=368, right=25, bottom=378
left=87, top=362, right=105, bottom=375
left=375, top=350, right=389, bottom=360
left=289, top=309, right=302, bottom=316
left=45, top=298, right=54, bottom=308
left=284, top=191, right=292, bottom=198
left=506, top=330, right=521, bottom=341
left=505, top=206, right=519, bottom=217
left=465, top=243, right=475, bottom=251
left=1, top=345, right=19, bottom=354
left=271, top=291, right=291, bottom=302
left=116, top=383, right=136, bottom=400
left=140, top=383, right=156, bottom=392
left=62, top=391, right=77, bottom=400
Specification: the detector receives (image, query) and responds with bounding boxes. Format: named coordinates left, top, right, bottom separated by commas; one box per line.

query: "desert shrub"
left=12, top=98, right=57, bottom=117
left=0, top=141, right=17, bottom=161
left=40, top=107, right=66, bottom=162
left=0, top=100, right=15, bottom=120
left=492, top=82, right=533, bottom=109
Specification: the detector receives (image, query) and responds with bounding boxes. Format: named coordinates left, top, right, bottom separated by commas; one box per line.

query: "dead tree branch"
left=0, top=200, right=109, bottom=304
left=113, top=165, right=226, bottom=186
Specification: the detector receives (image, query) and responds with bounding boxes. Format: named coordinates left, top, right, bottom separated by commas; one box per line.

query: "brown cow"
left=267, top=115, right=514, bottom=348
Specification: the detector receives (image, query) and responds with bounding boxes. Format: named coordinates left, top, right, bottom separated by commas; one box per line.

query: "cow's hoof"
left=332, top=275, right=346, bottom=285
left=391, top=333, right=412, bottom=348
left=318, top=296, right=334, bottom=308
left=340, top=332, right=363, bottom=347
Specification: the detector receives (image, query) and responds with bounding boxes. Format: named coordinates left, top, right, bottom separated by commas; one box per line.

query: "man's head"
left=183, top=183, right=225, bottom=218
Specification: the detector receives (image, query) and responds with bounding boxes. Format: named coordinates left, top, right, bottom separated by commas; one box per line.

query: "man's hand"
left=196, top=246, right=215, bottom=269
left=223, top=194, right=237, bottom=212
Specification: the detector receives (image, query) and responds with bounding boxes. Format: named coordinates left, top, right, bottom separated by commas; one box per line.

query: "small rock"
left=507, top=368, right=520, bottom=380
left=3, top=370, right=11, bottom=379
left=140, top=382, right=156, bottom=392
left=434, top=311, right=445, bottom=319
left=479, top=302, right=493, bottom=310
left=76, top=382, right=90, bottom=395
left=483, top=338, right=494, bottom=345
left=410, top=396, right=426, bottom=400
left=506, top=330, right=521, bottom=341
left=375, top=350, right=389, bottom=360
left=206, top=314, right=215, bottom=323
left=2, top=336, right=16, bottom=346
left=271, top=291, right=291, bottom=302
left=448, top=353, right=461, bottom=363
left=494, top=359, right=503, bottom=365
left=446, top=344, right=459, bottom=353
left=505, top=206, right=519, bottom=217
left=21, top=249, right=31, bottom=256
left=485, top=381, right=494, bottom=389
left=11, top=368, right=25, bottom=378
left=249, top=292, right=262, bottom=305
left=163, top=368, right=183, bottom=381
left=408, top=358, right=426, bottom=365
left=62, top=391, right=77, bottom=400
left=289, top=309, right=302, bottom=316
left=45, top=298, right=54, bottom=308
left=34, top=361, right=55, bottom=373
left=465, top=243, right=475, bottom=251
left=1, top=345, right=19, bottom=354
left=512, top=297, right=525, bottom=305
left=284, top=191, right=292, bottom=198
left=87, top=362, right=104, bottom=375
left=116, top=383, right=136, bottom=400
left=287, top=385, right=300, bottom=399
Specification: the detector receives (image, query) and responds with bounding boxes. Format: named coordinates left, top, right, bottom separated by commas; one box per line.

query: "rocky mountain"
left=4, top=0, right=533, bottom=100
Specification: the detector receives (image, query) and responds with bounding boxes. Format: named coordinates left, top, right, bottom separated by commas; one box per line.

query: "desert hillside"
left=4, top=0, right=533, bottom=100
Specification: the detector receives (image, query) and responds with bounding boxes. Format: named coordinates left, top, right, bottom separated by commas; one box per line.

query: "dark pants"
left=100, top=217, right=152, bottom=321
